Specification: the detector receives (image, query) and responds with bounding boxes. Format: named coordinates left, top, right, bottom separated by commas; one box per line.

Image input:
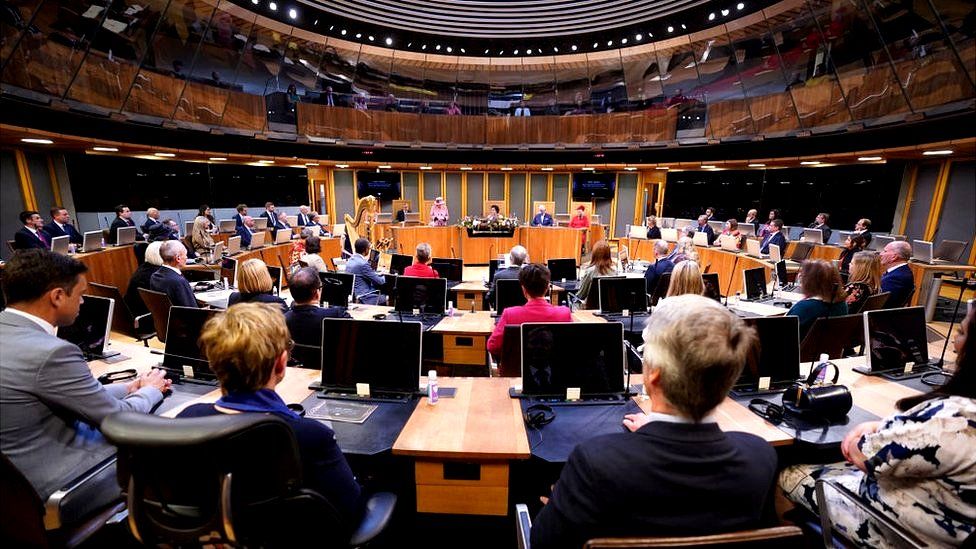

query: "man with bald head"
left=879, top=240, right=914, bottom=308
left=236, top=215, right=255, bottom=248
left=141, top=208, right=162, bottom=235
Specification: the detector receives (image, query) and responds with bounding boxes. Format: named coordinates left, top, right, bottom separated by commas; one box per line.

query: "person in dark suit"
left=43, top=207, right=83, bottom=245
left=880, top=240, right=915, bottom=308
left=808, top=212, right=832, bottom=243
left=486, top=245, right=527, bottom=308
left=227, top=258, right=287, bottom=313
left=108, top=204, right=140, bottom=245
left=124, top=241, right=163, bottom=318
left=149, top=241, right=197, bottom=308
left=530, top=295, right=776, bottom=549
left=644, top=240, right=674, bottom=295
left=233, top=204, right=248, bottom=228
left=695, top=215, right=716, bottom=245
left=141, top=208, right=162, bottom=235
left=531, top=205, right=554, bottom=227
left=177, top=303, right=364, bottom=527
left=395, top=203, right=410, bottom=222
left=260, top=202, right=278, bottom=228
left=236, top=216, right=255, bottom=248
left=147, top=218, right=179, bottom=242
left=345, top=238, right=387, bottom=305
left=759, top=219, right=787, bottom=255
left=284, top=267, right=350, bottom=347
left=645, top=215, right=662, bottom=240
left=296, top=206, right=315, bottom=227
left=854, top=218, right=873, bottom=247
left=14, top=210, right=49, bottom=250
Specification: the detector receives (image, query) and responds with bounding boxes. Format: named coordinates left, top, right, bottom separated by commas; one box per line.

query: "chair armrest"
left=44, top=456, right=118, bottom=530
left=815, top=478, right=926, bottom=549
left=133, top=312, right=153, bottom=333
left=348, top=492, right=397, bottom=547
left=515, top=503, right=532, bottom=549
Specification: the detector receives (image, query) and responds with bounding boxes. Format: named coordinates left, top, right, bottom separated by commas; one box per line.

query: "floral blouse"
left=844, top=282, right=873, bottom=314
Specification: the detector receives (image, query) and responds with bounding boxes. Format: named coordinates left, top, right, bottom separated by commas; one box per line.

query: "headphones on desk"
left=523, top=404, right=555, bottom=428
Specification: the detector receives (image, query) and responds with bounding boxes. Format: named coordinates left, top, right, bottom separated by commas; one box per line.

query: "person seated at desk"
left=486, top=263, right=572, bottom=356
left=346, top=238, right=387, bottom=305
left=719, top=219, right=742, bottom=248
left=177, top=303, right=365, bottom=528
left=285, top=267, right=350, bottom=347
left=296, top=205, right=315, bottom=227
left=290, top=228, right=312, bottom=264
left=141, top=207, right=162, bottom=236
left=644, top=215, right=661, bottom=240
left=300, top=236, right=329, bottom=273
left=759, top=219, right=787, bottom=255
left=228, top=259, right=287, bottom=313
left=779, top=307, right=976, bottom=548
left=261, top=202, right=284, bottom=233
left=310, top=213, right=331, bottom=237
left=404, top=242, right=439, bottom=278
left=758, top=209, right=781, bottom=239
left=853, top=218, right=873, bottom=246
left=233, top=204, right=248, bottom=228
left=146, top=218, right=179, bottom=242
left=125, top=241, right=163, bottom=318
left=577, top=240, right=615, bottom=303
left=43, top=207, right=83, bottom=245
left=236, top=215, right=255, bottom=248
left=395, top=203, right=411, bottom=222
left=787, top=260, right=848, bottom=337
left=109, top=204, right=141, bottom=244
left=530, top=295, right=775, bottom=549
left=695, top=215, right=716, bottom=245
left=879, top=240, right=915, bottom=308
left=514, top=100, right=531, bottom=116
left=275, top=212, right=294, bottom=237
left=150, top=240, right=198, bottom=308
left=0, top=250, right=169, bottom=516
left=704, top=206, right=716, bottom=221
left=838, top=234, right=868, bottom=279
left=486, top=245, right=528, bottom=307
left=644, top=240, right=674, bottom=296
left=445, top=101, right=462, bottom=115
left=13, top=210, right=49, bottom=250
left=191, top=215, right=216, bottom=262
left=429, top=197, right=450, bottom=227
left=743, top=209, right=759, bottom=231
left=531, top=204, right=554, bottom=227
left=666, top=260, right=704, bottom=298
left=844, top=251, right=881, bottom=314
left=808, top=212, right=832, bottom=243
left=668, top=236, right=697, bottom=265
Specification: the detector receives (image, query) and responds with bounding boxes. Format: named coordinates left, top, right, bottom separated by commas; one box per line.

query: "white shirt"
left=646, top=411, right=717, bottom=425
left=514, top=107, right=531, bottom=117
left=886, top=262, right=908, bottom=273
left=5, top=307, right=57, bottom=336
left=54, top=221, right=66, bottom=231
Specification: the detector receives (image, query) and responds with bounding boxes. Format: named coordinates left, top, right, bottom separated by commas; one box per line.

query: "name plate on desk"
left=566, top=387, right=581, bottom=401
left=356, top=383, right=371, bottom=397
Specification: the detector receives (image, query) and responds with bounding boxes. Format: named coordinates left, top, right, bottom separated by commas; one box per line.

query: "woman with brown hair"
left=786, top=259, right=848, bottom=337
left=191, top=214, right=216, bottom=262
left=844, top=251, right=881, bottom=314
left=838, top=234, right=868, bottom=278
left=577, top=240, right=616, bottom=302
left=665, top=260, right=704, bottom=298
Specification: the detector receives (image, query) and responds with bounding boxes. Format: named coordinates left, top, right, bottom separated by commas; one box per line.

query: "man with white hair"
left=696, top=214, right=716, bottom=245
left=296, top=205, right=314, bottom=227
left=644, top=239, right=674, bottom=296
left=879, top=240, right=915, bottom=308
left=531, top=295, right=776, bottom=548
left=149, top=240, right=197, bottom=308
left=141, top=207, right=162, bottom=235
left=236, top=216, right=255, bottom=248
left=486, top=245, right=528, bottom=307
left=531, top=204, right=553, bottom=227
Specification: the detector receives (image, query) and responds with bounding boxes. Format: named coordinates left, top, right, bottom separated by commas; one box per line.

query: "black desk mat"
left=731, top=394, right=880, bottom=450
left=152, top=381, right=217, bottom=416
left=521, top=399, right=643, bottom=463
left=301, top=394, right=418, bottom=456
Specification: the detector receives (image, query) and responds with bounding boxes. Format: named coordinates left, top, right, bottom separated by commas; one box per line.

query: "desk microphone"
left=723, top=254, right=740, bottom=307
left=450, top=246, right=456, bottom=259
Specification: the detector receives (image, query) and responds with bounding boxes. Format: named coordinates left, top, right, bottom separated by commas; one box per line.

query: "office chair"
left=86, top=282, right=155, bottom=346
left=799, top=314, right=864, bottom=362
left=815, top=478, right=926, bottom=549
left=788, top=242, right=815, bottom=262
left=102, top=412, right=396, bottom=548
left=289, top=343, right=322, bottom=370
left=858, top=291, right=890, bottom=313
left=137, top=288, right=172, bottom=344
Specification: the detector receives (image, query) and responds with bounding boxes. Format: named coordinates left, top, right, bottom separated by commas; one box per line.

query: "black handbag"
left=781, top=361, right=853, bottom=420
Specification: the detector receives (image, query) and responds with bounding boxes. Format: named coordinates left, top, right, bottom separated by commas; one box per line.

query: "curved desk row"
left=391, top=226, right=590, bottom=265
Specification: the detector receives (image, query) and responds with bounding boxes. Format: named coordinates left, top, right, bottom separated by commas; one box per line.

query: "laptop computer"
left=81, top=230, right=103, bottom=253
left=220, top=257, right=238, bottom=288
left=660, top=217, right=675, bottom=229
left=210, top=242, right=224, bottom=262
left=249, top=230, right=266, bottom=250
left=628, top=225, right=648, bottom=239
left=739, top=224, right=756, bottom=237
left=674, top=218, right=694, bottom=232
left=394, top=276, right=448, bottom=329
left=218, top=219, right=237, bottom=233
left=768, top=243, right=782, bottom=262
left=741, top=267, right=772, bottom=302
left=57, top=294, right=119, bottom=361
left=319, top=318, right=422, bottom=402
left=116, top=226, right=137, bottom=246
left=731, top=316, right=801, bottom=396
left=660, top=228, right=679, bottom=243
left=720, top=234, right=740, bottom=252
left=286, top=215, right=299, bottom=227
left=50, top=235, right=70, bottom=255
left=404, top=212, right=421, bottom=224
left=932, top=240, right=967, bottom=263
left=692, top=231, right=709, bottom=247
left=430, top=258, right=463, bottom=289
left=266, top=265, right=283, bottom=296
left=801, top=228, right=824, bottom=244
left=597, top=277, right=648, bottom=315
left=274, top=229, right=292, bottom=244
left=707, top=220, right=725, bottom=233
left=519, top=322, right=627, bottom=401
left=376, top=252, right=393, bottom=273
left=856, top=307, right=939, bottom=380
left=868, top=234, right=894, bottom=251
left=159, top=306, right=221, bottom=384
left=390, top=253, right=413, bottom=275
left=226, top=235, right=241, bottom=256
left=253, top=217, right=269, bottom=230
left=702, top=272, right=721, bottom=301
left=834, top=230, right=853, bottom=245
left=774, top=260, right=796, bottom=291
left=745, top=238, right=764, bottom=258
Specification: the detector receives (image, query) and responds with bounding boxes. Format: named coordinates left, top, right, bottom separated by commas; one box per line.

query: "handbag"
left=782, top=361, right=853, bottom=420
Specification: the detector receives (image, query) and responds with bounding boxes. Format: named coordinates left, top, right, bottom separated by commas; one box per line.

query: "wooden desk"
left=459, top=230, right=519, bottom=265
left=520, top=226, right=582, bottom=265
left=391, top=226, right=582, bottom=266
left=390, top=226, right=460, bottom=262
left=786, top=242, right=842, bottom=262
left=75, top=245, right=139, bottom=294
left=432, top=311, right=493, bottom=367
left=392, top=377, right=530, bottom=516
left=908, top=261, right=976, bottom=309
left=451, top=281, right=488, bottom=312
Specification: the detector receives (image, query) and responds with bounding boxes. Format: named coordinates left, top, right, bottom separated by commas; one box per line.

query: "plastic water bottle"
left=447, top=301, right=455, bottom=317
left=427, top=370, right=439, bottom=405
left=815, top=353, right=830, bottom=383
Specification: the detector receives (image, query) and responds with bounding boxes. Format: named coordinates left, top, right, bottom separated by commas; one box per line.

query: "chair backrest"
left=102, top=412, right=343, bottom=547
left=815, top=479, right=925, bottom=549
left=0, top=453, right=48, bottom=547
left=495, top=279, right=527, bottom=314
left=498, top=325, right=523, bottom=377
left=137, top=288, right=172, bottom=343
left=859, top=291, right=891, bottom=313
left=884, top=289, right=914, bottom=309
left=789, top=241, right=814, bottom=261
left=583, top=526, right=804, bottom=548
left=650, top=272, right=672, bottom=306
left=291, top=343, right=322, bottom=370
left=800, top=314, right=865, bottom=362
left=86, top=282, right=136, bottom=336
left=5, top=240, right=15, bottom=254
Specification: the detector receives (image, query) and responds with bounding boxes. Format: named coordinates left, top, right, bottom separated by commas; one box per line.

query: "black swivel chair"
left=137, top=288, right=173, bottom=344
left=290, top=343, right=322, bottom=370
left=649, top=273, right=672, bottom=306
left=859, top=291, right=891, bottom=313
left=799, top=314, right=865, bottom=362
left=102, top=412, right=396, bottom=548
left=788, top=241, right=815, bottom=262
left=86, top=282, right=155, bottom=346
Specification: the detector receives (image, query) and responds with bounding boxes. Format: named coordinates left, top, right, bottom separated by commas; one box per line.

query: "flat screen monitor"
left=320, top=318, right=421, bottom=393
left=266, top=265, right=282, bottom=295
left=430, top=258, right=463, bottom=282
left=520, top=322, right=626, bottom=396
left=226, top=235, right=241, bottom=256
left=702, top=272, right=721, bottom=301
left=57, top=295, right=114, bottom=359
left=218, top=219, right=237, bottom=233
left=319, top=272, right=354, bottom=307
left=775, top=260, right=789, bottom=289
left=116, top=226, right=137, bottom=246
left=863, top=307, right=929, bottom=373
left=82, top=230, right=103, bottom=253
left=597, top=277, right=648, bottom=313
left=389, top=253, right=413, bottom=275
left=394, top=276, right=447, bottom=313
left=162, top=307, right=221, bottom=378
left=742, top=267, right=768, bottom=300
left=252, top=217, right=268, bottom=230
left=495, top=279, right=527, bottom=314
left=547, top=258, right=578, bottom=282
left=572, top=172, right=616, bottom=200
left=51, top=235, right=70, bottom=255
left=249, top=231, right=266, bottom=249
left=220, top=257, right=238, bottom=288
left=356, top=170, right=402, bottom=200
left=488, top=259, right=501, bottom=284
left=736, top=316, right=801, bottom=389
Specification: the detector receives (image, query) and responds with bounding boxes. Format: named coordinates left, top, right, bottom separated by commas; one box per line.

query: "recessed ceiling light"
left=721, top=9, right=730, bottom=16
left=514, top=49, right=519, bottom=55
left=737, top=2, right=745, bottom=10
left=606, top=40, right=613, bottom=46
left=268, top=2, right=277, bottom=11
left=446, top=46, right=452, bottom=53
left=341, top=29, right=346, bottom=35
left=21, top=138, right=53, bottom=144
left=258, top=159, right=274, bottom=163
left=355, top=33, right=361, bottom=39
left=210, top=157, right=227, bottom=161
left=93, top=146, right=118, bottom=152
left=435, top=44, right=441, bottom=50
left=154, top=152, right=175, bottom=157
left=460, top=166, right=473, bottom=171
left=501, top=167, right=513, bottom=171
left=288, top=8, right=296, bottom=19
left=571, top=45, right=578, bottom=51
left=420, top=166, right=432, bottom=170
left=251, top=0, right=258, bottom=4
left=336, top=164, right=349, bottom=168
left=923, top=149, right=953, bottom=155
left=378, top=164, right=392, bottom=169
left=656, top=166, right=670, bottom=170
left=800, top=160, right=821, bottom=165
left=857, top=156, right=883, bottom=161
left=582, top=167, right=595, bottom=171
left=460, top=48, right=465, bottom=53
left=701, top=165, right=716, bottom=169
left=484, top=49, right=490, bottom=54
left=305, top=162, right=319, bottom=166
left=368, top=35, right=374, bottom=42
left=681, top=23, right=687, bottom=29
left=635, top=34, right=643, bottom=41
left=541, top=167, right=554, bottom=171
left=708, top=12, right=715, bottom=20
left=592, top=42, right=598, bottom=48
left=748, top=163, right=766, bottom=167
left=624, top=167, right=637, bottom=171
left=621, top=38, right=628, bottom=44
left=385, top=37, right=393, bottom=45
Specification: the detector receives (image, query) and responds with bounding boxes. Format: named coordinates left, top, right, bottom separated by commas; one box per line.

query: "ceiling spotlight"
left=514, top=49, right=519, bottom=55
left=268, top=2, right=276, bottom=11
left=21, top=138, right=53, bottom=144
left=484, top=49, right=490, bottom=54
left=621, top=38, right=628, bottom=44
left=582, top=167, right=595, bottom=171
left=355, top=33, right=361, bottom=39
left=800, top=160, right=821, bottom=165
left=288, top=8, right=296, bottom=19
left=553, top=46, right=559, bottom=52
left=701, top=165, right=716, bottom=169
left=336, top=164, right=349, bottom=168
left=721, top=9, right=730, bottom=16
left=681, top=23, right=687, bottom=29
left=446, top=46, right=452, bottom=53
left=435, top=44, right=441, bottom=50
left=525, top=49, right=530, bottom=54
left=368, top=35, right=374, bottom=41
left=460, top=48, right=466, bottom=53
left=420, top=166, right=432, bottom=170
left=571, top=45, right=578, bottom=51
left=304, top=162, right=319, bottom=166
left=92, top=146, right=118, bottom=152
left=655, top=166, right=670, bottom=170
left=858, top=156, right=883, bottom=161
left=210, top=157, right=227, bottom=161
left=624, top=167, right=637, bottom=171
left=385, top=37, right=393, bottom=45
left=607, top=40, right=613, bottom=46
left=498, top=50, right=503, bottom=54
left=923, top=149, right=953, bottom=155
left=341, top=29, right=346, bottom=35
left=708, top=12, right=715, bottom=20
left=748, top=163, right=766, bottom=167
left=378, top=164, right=392, bottom=169
left=667, top=26, right=674, bottom=33
left=421, top=44, right=427, bottom=50
left=592, top=42, right=598, bottom=48
left=258, top=159, right=275, bottom=164
left=635, top=33, right=643, bottom=41
left=737, top=2, right=745, bottom=9
left=314, top=20, right=318, bottom=25
left=251, top=0, right=258, bottom=4
left=154, top=152, right=175, bottom=157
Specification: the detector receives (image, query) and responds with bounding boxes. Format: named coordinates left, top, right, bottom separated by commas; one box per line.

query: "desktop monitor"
left=320, top=318, right=421, bottom=393
left=520, top=322, right=626, bottom=397
left=768, top=243, right=782, bottom=262
left=430, top=258, right=463, bottom=282
left=253, top=217, right=269, bottom=230
left=869, top=235, right=894, bottom=251
left=394, top=276, right=447, bottom=314
left=801, top=228, right=823, bottom=244
left=660, top=228, right=679, bottom=243
left=218, top=219, right=237, bottom=233
left=319, top=272, right=354, bottom=307
left=488, top=259, right=501, bottom=284
left=266, top=265, right=283, bottom=295
left=702, top=272, right=721, bottom=301
left=862, top=307, right=929, bottom=373
left=745, top=239, right=762, bottom=257
left=597, top=277, right=648, bottom=313
left=775, top=260, right=789, bottom=289
left=911, top=239, right=934, bottom=263
left=389, top=253, right=413, bottom=275
left=162, top=307, right=221, bottom=378
left=82, top=230, right=103, bottom=253
left=707, top=220, right=725, bottom=233
left=220, top=257, right=238, bottom=288
left=692, top=231, right=709, bottom=247
left=404, top=212, right=421, bottom=224
left=742, top=267, right=768, bottom=300
left=116, top=226, right=137, bottom=246
left=249, top=231, right=266, bottom=249
left=735, top=316, right=801, bottom=391
left=547, top=258, right=578, bottom=282
left=739, top=224, right=755, bottom=237
left=57, top=295, right=115, bottom=359
left=933, top=240, right=966, bottom=263
left=50, top=235, right=69, bottom=255
left=226, top=235, right=241, bottom=255
left=274, top=229, right=292, bottom=244
left=495, top=279, right=527, bottom=314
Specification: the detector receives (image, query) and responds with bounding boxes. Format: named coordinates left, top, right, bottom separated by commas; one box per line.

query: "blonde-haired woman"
left=844, top=251, right=881, bottom=314
left=577, top=240, right=616, bottom=303
left=666, top=260, right=704, bottom=297
left=670, top=236, right=699, bottom=265
left=228, top=258, right=287, bottom=312
left=191, top=215, right=216, bottom=262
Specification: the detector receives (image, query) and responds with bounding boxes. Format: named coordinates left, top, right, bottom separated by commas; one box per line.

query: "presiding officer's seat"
left=102, top=412, right=396, bottom=548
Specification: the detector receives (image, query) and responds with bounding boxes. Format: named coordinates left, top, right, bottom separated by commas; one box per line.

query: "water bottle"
left=427, top=370, right=439, bottom=405
left=814, top=353, right=830, bottom=383
left=447, top=301, right=455, bottom=317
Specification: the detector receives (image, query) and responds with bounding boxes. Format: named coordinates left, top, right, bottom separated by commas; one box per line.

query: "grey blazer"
left=0, top=309, right=163, bottom=499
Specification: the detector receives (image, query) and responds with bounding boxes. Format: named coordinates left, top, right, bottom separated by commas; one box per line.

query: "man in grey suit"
left=0, top=249, right=170, bottom=521
left=486, top=245, right=528, bottom=308
left=346, top=238, right=387, bottom=305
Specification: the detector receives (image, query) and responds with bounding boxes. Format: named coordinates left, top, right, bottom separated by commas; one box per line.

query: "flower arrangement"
left=458, top=215, right=519, bottom=231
